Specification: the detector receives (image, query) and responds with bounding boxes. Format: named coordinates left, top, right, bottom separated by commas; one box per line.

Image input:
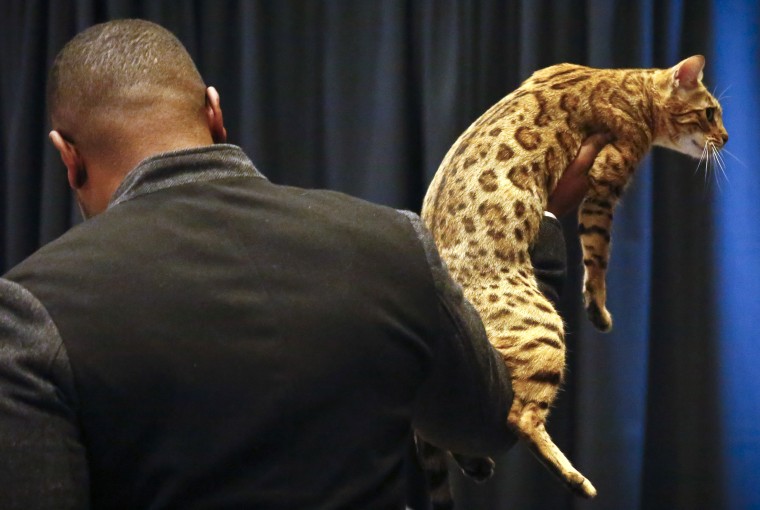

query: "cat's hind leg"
left=509, top=402, right=597, bottom=498
left=495, top=285, right=597, bottom=499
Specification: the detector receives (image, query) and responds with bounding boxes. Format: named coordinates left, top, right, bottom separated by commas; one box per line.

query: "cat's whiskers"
left=701, top=143, right=728, bottom=192
left=695, top=140, right=731, bottom=192
left=719, top=146, right=747, bottom=168
left=707, top=143, right=719, bottom=191
left=696, top=141, right=718, bottom=192
left=712, top=145, right=729, bottom=187
left=695, top=140, right=710, bottom=181
left=716, top=84, right=733, bottom=103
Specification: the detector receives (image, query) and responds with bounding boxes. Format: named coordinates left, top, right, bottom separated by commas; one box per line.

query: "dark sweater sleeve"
left=529, top=214, right=567, bottom=305
left=0, top=278, right=90, bottom=509
left=398, top=211, right=517, bottom=457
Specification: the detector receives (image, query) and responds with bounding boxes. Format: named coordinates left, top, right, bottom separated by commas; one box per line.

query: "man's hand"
left=546, top=133, right=613, bottom=217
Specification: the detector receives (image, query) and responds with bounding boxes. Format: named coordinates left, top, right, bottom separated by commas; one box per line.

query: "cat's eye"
left=705, top=107, right=716, bottom=122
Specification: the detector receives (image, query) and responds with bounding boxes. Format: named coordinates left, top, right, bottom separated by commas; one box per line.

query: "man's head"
left=48, top=19, right=226, bottom=218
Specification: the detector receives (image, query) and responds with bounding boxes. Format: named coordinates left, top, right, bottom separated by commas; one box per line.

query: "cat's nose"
left=721, top=132, right=729, bottom=144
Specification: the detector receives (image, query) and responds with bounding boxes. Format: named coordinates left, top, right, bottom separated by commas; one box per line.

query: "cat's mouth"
left=688, top=140, right=705, bottom=157
left=693, top=138, right=726, bottom=151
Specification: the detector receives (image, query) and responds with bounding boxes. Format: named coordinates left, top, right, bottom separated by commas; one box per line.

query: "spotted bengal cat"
left=418, top=55, right=727, bottom=505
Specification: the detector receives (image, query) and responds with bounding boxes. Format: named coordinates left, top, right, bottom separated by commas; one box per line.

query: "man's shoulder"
left=276, top=183, right=395, bottom=214
left=271, top=183, right=415, bottom=236
left=3, top=219, right=101, bottom=285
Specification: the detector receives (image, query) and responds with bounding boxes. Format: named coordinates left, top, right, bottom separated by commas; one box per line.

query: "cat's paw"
left=566, top=471, right=597, bottom=498
left=586, top=301, right=613, bottom=332
left=569, top=475, right=598, bottom=499
left=580, top=478, right=598, bottom=499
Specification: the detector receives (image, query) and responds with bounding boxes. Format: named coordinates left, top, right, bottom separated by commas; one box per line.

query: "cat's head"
left=652, top=55, right=728, bottom=158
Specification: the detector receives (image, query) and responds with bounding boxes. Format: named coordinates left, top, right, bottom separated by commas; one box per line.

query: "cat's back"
left=423, top=63, right=595, bottom=227
left=521, top=62, right=592, bottom=86
left=495, top=62, right=607, bottom=129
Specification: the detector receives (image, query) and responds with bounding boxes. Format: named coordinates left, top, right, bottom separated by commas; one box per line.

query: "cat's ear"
left=672, top=55, right=705, bottom=90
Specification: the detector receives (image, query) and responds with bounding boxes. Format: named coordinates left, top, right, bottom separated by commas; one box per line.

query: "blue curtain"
left=2, top=1, right=759, bottom=509
left=713, top=1, right=760, bottom=509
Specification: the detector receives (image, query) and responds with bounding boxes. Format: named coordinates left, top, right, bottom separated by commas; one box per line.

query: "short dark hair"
left=47, top=19, right=206, bottom=129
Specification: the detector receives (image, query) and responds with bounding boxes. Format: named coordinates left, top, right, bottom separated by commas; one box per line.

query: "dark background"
left=2, top=1, right=759, bottom=509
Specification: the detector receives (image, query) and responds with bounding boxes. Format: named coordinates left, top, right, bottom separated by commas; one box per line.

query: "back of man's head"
left=48, top=19, right=207, bottom=153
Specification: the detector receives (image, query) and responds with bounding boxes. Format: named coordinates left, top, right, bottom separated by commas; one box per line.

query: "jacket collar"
left=109, top=144, right=265, bottom=209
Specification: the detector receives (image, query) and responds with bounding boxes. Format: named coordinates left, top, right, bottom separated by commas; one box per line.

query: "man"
left=0, top=19, right=608, bottom=509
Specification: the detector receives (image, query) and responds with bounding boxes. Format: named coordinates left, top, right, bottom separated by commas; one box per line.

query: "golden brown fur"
left=419, top=56, right=727, bottom=504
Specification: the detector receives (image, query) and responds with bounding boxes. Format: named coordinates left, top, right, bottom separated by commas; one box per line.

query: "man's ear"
left=49, top=130, right=86, bottom=189
left=205, top=86, right=227, bottom=143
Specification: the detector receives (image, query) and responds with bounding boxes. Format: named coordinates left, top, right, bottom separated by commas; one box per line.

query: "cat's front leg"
left=579, top=191, right=615, bottom=331
left=578, top=143, right=637, bottom=332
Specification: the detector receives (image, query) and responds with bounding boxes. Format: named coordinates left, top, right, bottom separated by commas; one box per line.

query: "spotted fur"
left=418, top=56, right=727, bottom=505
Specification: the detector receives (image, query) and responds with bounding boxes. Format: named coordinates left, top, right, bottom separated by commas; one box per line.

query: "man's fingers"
left=569, top=132, right=614, bottom=176
left=545, top=132, right=613, bottom=217
left=586, top=132, right=614, bottom=151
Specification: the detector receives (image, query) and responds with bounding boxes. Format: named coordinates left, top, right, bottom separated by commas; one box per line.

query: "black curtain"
left=3, top=1, right=756, bottom=509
